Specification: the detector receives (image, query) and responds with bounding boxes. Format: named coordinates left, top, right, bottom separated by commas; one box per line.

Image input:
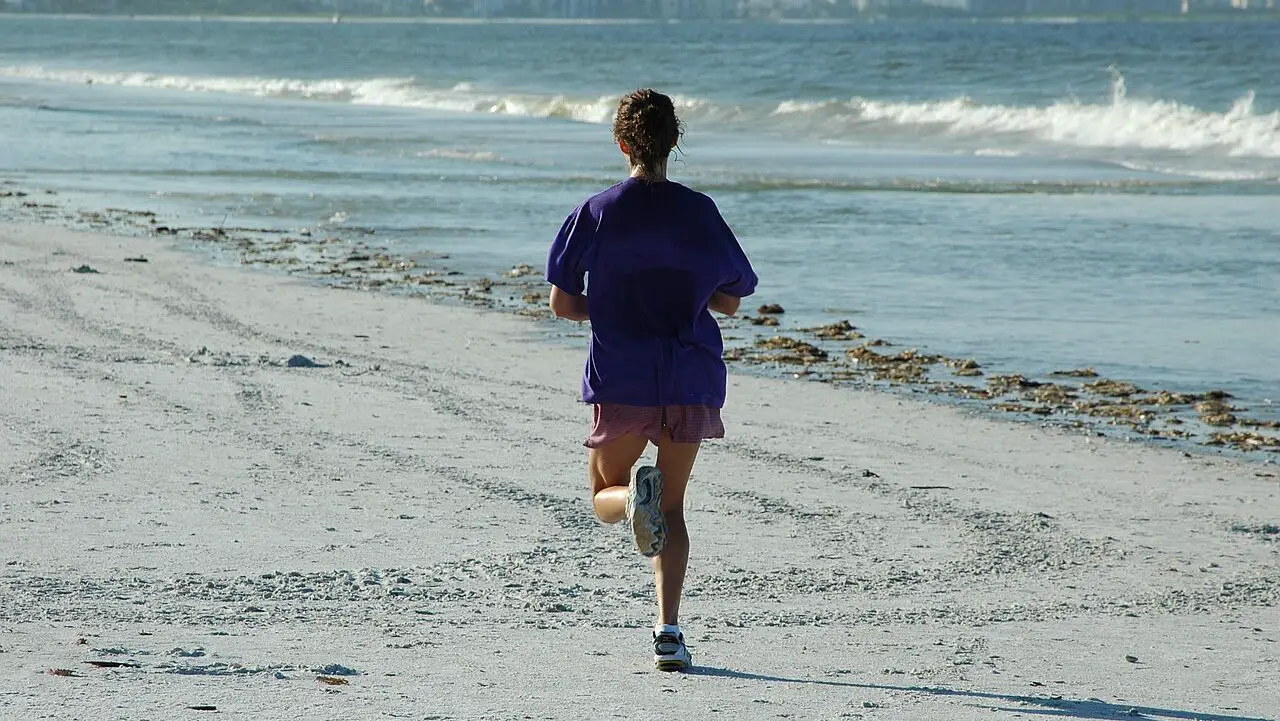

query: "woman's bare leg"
left=587, top=431, right=700, bottom=626
left=652, top=436, right=700, bottom=626
left=587, top=433, right=648, bottom=524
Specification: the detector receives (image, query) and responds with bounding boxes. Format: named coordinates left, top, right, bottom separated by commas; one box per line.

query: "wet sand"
left=1, top=222, right=1277, bottom=719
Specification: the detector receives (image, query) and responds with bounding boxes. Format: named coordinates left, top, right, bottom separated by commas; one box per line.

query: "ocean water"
left=1, top=16, right=1278, bottom=420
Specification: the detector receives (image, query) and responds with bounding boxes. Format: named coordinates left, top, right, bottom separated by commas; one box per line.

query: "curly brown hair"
left=612, top=88, right=682, bottom=178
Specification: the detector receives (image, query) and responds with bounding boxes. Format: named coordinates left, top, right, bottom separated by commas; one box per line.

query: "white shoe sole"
left=627, top=466, right=667, bottom=558
left=654, top=650, right=692, bottom=672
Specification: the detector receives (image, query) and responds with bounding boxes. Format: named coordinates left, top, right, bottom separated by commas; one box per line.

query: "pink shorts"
left=584, top=404, right=725, bottom=449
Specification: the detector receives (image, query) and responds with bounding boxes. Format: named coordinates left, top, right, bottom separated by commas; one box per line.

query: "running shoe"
left=625, top=466, right=667, bottom=557
left=653, top=624, right=692, bottom=672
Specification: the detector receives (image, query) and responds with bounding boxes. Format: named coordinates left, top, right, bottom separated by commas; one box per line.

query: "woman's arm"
left=708, top=290, right=741, bottom=317
left=549, top=285, right=589, bottom=322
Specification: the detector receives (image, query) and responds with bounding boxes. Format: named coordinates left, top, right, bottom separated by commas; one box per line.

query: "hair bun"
left=612, top=89, right=683, bottom=177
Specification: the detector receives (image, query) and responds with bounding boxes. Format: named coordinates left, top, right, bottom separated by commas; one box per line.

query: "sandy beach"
left=0, top=221, right=1276, bottom=720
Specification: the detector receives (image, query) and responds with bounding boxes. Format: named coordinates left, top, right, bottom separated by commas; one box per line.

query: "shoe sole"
left=629, top=467, right=667, bottom=558
left=655, top=658, right=690, bottom=672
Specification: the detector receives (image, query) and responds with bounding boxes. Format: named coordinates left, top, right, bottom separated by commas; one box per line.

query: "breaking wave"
left=4, top=64, right=1278, bottom=163
left=0, top=65, right=631, bottom=123
left=774, top=70, right=1280, bottom=160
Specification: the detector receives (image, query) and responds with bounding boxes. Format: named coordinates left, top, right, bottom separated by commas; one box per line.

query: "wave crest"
left=774, top=86, right=1280, bottom=160
left=0, top=65, right=698, bottom=125
left=4, top=64, right=1278, bottom=162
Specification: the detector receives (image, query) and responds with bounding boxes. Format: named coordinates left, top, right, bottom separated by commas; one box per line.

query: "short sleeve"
left=714, top=207, right=758, bottom=298
left=545, top=202, right=596, bottom=296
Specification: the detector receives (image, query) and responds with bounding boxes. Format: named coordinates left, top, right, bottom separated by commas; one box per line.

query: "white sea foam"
left=973, top=148, right=1023, bottom=158
left=846, top=93, right=1279, bottom=159
left=1115, top=161, right=1277, bottom=182
left=0, top=65, right=416, bottom=101
left=416, top=148, right=502, bottom=162
left=774, top=72, right=1280, bottom=160
left=0, top=65, right=679, bottom=125
left=5, top=64, right=1278, bottom=163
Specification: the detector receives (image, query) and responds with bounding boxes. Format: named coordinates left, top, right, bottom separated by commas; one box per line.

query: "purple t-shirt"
left=546, top=178, right=758, bottom=409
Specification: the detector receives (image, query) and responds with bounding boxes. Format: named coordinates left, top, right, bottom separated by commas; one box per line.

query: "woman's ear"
left=618, top=140, right=630, bottom=156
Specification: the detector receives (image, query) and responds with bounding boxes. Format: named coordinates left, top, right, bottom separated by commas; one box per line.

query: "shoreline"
left=1, top=12, right=1277, bottom=24
left=3, top=180, right=1276, bottom=460
left=1, top=218, right=1277, bottom=718
left=0, top=13, right=659, bottom=25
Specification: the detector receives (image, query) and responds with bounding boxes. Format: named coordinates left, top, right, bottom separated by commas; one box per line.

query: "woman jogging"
left=545, top=88, right=758, bottom=672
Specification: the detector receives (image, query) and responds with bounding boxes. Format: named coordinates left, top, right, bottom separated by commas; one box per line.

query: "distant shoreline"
left=0, top=13, right=651, bottom=24
left=0, top=12, right=1277, bottom=24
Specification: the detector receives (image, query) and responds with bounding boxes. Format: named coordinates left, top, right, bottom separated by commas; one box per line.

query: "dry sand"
left=0, top=222, right=1277, bottom=720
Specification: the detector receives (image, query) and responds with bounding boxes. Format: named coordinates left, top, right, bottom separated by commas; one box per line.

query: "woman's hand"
left=549, top=285, right=590, bottom=321
left=708, top=290, right=741, bottom=317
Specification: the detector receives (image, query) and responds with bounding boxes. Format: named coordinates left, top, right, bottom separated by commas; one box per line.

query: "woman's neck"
left=629, top=160, right=668, bottom=182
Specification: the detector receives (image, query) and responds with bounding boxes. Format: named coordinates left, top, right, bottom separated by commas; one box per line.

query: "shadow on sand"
left=687, top=666, right=1274, bottom=721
